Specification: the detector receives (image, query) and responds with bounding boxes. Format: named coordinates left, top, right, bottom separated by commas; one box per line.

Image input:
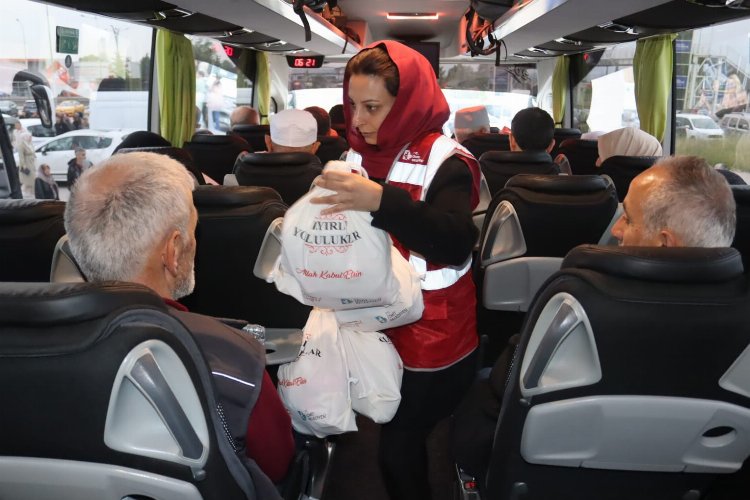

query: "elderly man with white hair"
left=611, top=155, right=736, bottom=247
left=64, top=152, right=295, bottom=494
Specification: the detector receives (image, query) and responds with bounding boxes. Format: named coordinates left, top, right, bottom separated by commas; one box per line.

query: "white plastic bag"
left=340, top=328, right=403, bottom=423
left=277, top=309, right=358, bottom=437
left=277, top=161, right=399, bottom=310
left=334, top=247, right=424, bottom=330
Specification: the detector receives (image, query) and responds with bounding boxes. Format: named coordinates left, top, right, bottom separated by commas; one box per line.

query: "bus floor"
left=324, top=414, right=455, bottom=500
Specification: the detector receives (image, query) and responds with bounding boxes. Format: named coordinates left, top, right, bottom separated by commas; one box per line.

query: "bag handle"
left=324, top=160, right=369, bottom=180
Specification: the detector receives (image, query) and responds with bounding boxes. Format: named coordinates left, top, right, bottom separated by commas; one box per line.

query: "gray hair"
left=65, top=152, right=196, bottom=282
left=643, top=156, right=736, bottom=247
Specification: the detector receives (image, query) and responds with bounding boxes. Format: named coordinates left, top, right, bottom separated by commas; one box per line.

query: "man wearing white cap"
left=454, top=105, right=490, bottom=143
left=232, top=108, right=323, bottom=205
left=265, top=109, right=320, bottom=154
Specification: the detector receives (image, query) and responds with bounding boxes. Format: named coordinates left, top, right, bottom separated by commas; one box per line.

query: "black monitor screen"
left=403, top=41, right=440, bottom=78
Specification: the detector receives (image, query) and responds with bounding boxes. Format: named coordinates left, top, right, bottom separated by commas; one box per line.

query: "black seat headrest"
left=553, top=128, right=582, bottom=139
left=599, top=155, right=660, bottom=170
left=0, top=199, right=65, bottom=223
left=732, top=185, right=750, bottom=205
left=116, top=146, right=195, bottom=166
left=480, top=151, right=552, bottom=164
left=505, top=174, right=612, bottom=194
left=231, top=124, right=270, bottom=133
left=187, top=134, right=251, bottom=148
left=236, top=152, right=320, bottom=168
left=559, top=138, right=598, bottom=151
left=0, top=281, right=165, bottom=327
left=563, top=245, right=744, bottom=283
left=192, top=185, right=282, bottom=207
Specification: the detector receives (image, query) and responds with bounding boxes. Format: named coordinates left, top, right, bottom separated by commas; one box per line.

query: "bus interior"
left=2, top=0, right=750, bottom=499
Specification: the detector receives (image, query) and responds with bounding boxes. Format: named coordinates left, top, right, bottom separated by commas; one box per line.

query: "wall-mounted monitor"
left=402, top=41, right=440, bottom=78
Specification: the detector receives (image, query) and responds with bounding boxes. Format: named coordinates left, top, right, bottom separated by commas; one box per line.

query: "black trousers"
left=379, top=350, right=477, bottom=500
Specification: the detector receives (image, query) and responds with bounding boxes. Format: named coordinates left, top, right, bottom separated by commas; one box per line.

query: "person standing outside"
left=206, top=78, right=224, bottom=131
left=312, top=41, right=481, bottom=500
left=34, top=164, right=59, bottom=200
left=67, top=147, right=92, bottom=187
left=17, top=132, right=37, bottom=198
left=196, top=70, right=209, bottom=128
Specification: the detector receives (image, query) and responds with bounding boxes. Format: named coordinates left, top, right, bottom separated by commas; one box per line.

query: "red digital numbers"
left=223, top=45, right=234, bottom=57
left=294, top=58, right=305, bottom=67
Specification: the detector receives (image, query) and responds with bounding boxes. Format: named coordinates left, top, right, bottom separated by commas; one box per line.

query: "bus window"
left=190, top=36, right=255, bottom=132
left=287, top=61, right=538, bottom=135
left=572, top=42, right=637, bottom=134
left=674, top=17, right=750, bottom=177
left=1, top=0, right=152, bottom=134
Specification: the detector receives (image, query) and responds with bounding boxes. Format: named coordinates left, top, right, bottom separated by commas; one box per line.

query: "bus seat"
left=183, top=134, right=252, bottom=184
left=473, top=173, right=493, bottom=241
left=731, top=186, right=750, bottom=272
left=0, top=281, right=267, bottom=500
left=315, top=135, right=349, bottom=165
left=483, top=245, right=750, bottom=500
left=180, top=185, right=311, bottom=329
left=50, top=234, right=86, bottom=283
left=0, top=199, right=65, bottom=282
left=479, top=150, right=558, bottom=197
left=230, top=124, right=270, bottom=153
left=117, top=146, right=206, bottom=186
left=556, top=139, right=600, bottom=176
left=598, top=155, right=660, bottom=202
left=461, top=132, right=511, bottom=160
left=551, top=127, right=582, bottom=158
left=233, top=152, right=322, bottom=206
left=478, top=175, right=617, bottom=312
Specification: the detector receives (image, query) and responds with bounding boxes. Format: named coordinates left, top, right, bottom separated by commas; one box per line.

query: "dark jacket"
left=67, top=158, right=85, bottom=186
left=34, top=177, right=59, bottom=200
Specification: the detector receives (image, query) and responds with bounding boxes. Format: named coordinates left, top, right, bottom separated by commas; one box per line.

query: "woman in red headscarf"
left=312, top=41, right=481, bottom=500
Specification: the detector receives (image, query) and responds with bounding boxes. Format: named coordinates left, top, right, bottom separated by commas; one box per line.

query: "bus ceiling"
left=34, top=0, right=750, bottom=61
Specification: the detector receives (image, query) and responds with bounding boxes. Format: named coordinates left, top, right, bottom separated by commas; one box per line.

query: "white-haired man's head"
left=611, top=156, right=736, bottom=248
left=65, top=152, right=198, bottom=299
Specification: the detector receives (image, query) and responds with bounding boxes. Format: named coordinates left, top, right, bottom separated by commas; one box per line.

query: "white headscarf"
left=597, top=127, right=663, bottom=163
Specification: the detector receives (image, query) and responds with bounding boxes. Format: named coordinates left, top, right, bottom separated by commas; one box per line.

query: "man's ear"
left=311, top=141, right=320, bottom=154
left=659, top=229, right=681, bottom=248
left=162, top=229, right=182, bottom=277
left=264, top=135, right=273, bottom=152
left=546, top=138, right=556, bottom=153
left=509, top=133, right=519, bottom=151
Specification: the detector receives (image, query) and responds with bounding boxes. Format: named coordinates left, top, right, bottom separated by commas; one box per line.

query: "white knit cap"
left=270, top=109, right=318, bottom=147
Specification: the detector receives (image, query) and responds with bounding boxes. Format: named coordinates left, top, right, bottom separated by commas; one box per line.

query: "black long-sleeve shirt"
left=371, top=156, right=478, bottom=267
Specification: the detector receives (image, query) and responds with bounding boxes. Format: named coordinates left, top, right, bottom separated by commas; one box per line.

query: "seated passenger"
left=232, top=109, right=322, bottom=204
left=454, top=105, right=490, bottom=144
left=453, top=156, right=736, bottom=488
left=595, top=127, right=663, bottom=166
left=509, top=107, right=555, bottom=154
left=265, top=108, right=320, bottom=154
left=64, top=152, right=295, bottom=484
left=305, top=105, right=348, bottom=164
left=329, top=103, right=347, bottom=136
left=230, top=105, right=261, bottom=127
left=611, top=155, right=736, bottom=247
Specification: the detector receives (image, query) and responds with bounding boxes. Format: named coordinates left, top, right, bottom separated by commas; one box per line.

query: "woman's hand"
left=310, top=170, right=383, bottom=215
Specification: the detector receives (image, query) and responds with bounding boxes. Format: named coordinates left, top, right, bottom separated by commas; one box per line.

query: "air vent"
left=684, top=0, right=732, bottom=6
left=153, top=7, right=192, bottom=20
left=598, top=21, right=639, bottom=35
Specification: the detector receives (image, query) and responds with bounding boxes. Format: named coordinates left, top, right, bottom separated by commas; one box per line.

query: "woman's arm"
left=371, top=156, right=477, bottom=266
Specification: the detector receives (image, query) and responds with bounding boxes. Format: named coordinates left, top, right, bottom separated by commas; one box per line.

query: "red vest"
left=347, top=132, right=480, bottom=369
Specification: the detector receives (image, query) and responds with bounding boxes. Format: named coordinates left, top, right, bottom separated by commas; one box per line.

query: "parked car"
left=30, top=129, right=135, bottom=182
left=55, top=99, right=85, bottom=115
left=21, top=119, right=57, bottom=147
left=719, top=112, right=750, bottom=139
left=21, top=100, right=38, bottom=118
left=0, top=100, right=18, bottom=117
left=676, top=113, right=724, bottom=140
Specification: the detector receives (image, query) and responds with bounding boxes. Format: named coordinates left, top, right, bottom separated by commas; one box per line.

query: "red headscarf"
left=343, top=40, right=450, bottom=179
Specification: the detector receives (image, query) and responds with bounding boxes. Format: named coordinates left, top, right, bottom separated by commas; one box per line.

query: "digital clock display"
left=285, top=55, right=325, bottom=69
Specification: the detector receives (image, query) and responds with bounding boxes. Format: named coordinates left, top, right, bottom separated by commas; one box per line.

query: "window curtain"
left=256, top=51, right=271, bottom=125
left=552, top=55, right=570, bottom=127
left=155, top=29, right=196, bottom=147
left=633, top=34, right=676, bottom=142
